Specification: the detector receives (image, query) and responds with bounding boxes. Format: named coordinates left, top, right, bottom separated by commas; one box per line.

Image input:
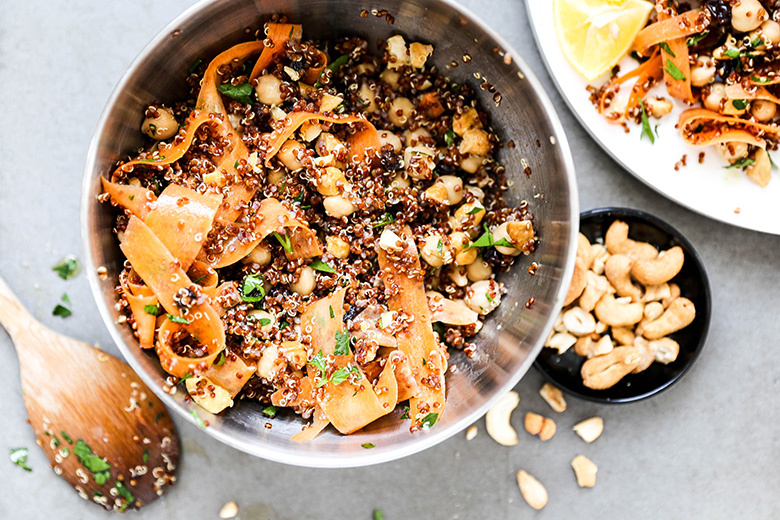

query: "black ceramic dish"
left=535, top=207, right=712, bottom=403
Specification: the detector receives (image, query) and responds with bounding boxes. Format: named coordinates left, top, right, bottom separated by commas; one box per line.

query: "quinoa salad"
left=100, top=18, right=538, bottom=439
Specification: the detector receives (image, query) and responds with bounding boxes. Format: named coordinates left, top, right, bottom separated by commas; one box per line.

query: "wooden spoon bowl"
left=0, top=276, right=178, bottom=511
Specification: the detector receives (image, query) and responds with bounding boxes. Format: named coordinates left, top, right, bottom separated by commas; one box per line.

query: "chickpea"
left=390, top=173, right=410, bottom=189
left=317, top=132, right=346, bottom=157
left=323, top=195, right=356, bottom=218
left=256, top=343, right=284, bottom=380
left=466, top=256, right=492, bottom=282
left=731, top=0, right=767, bottom=33
left=717, top=141, right=749, bottom=163
left=388, top=97, right=415, bottom=127
left=317, top=167, right=347, bottom=196
left=446, top=265, right=469, bottom=287
left=420, top=235, right=452, bottom=267
left=690, top=55, right=716, bottom=87
left=644, top=96, right=673, bottom=118
left=358, top=82, right=378, bottom=113
left=290, top=266, right=316, bottom=296
left=404, top=127, right=432, bottom=147
left=465, top=279, right=501, bottom=315
left=243, top=243, right=272, bottom=266
left=751, top=99, right=777, bottom=121
left=423, top=182, right=449, bottom=204
left=355, top=62, right=378, bottom=76
left=278, top=140, right=304, bottom=171
left=380, top=69, right=401, bottom=91
left=703, top=83, right=727, bottom=112
left=450, top=231, right=478, bottom=265
left=460, top=154, right=483, bottom=173
left=466, top=186, right=485, bottom=201
left=326, top=236, right=350, bottom=259
left=378, top=130, right=402, bottom=152
left=453, top=199, right=486, bottom=230
left=279, top=341, right=308, bottom=370
left=439, top=175, right=464, bottom=205
left=248, top=309, right=276, bottom=333
left=760, top=20, right=780, bottom=45
left=267, top=169, right=285, bottom=186
left=255, top=74, right=284, bottom=106
left=459, top=128, right=491, bottom=156
left=141, top=107, right=179, bottom=140
left=404, top=146, right=436, bottom=180
left=491, top=222, right=522, bottom=256
left=453, top=108, right=481, bottom=136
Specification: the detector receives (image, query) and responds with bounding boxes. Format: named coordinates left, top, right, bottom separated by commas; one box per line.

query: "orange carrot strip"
left=377, top=226, right=446, bottom=431
left=143, top=184, right=223, bottom=271
left=301, top=47, right=327, bottom=84
left=249, top=24, right=303, bottom=82
left=657, top=6, right=695, bottom=102
left=598, top=52, right=663, bottom=124
left=101, top=177, right=156, bottom=219
left=187, top=261, right=219, bottom=300
left=678, top=108, right=778, bottom=147
left=121, top=216, right=225, bottom=378
left=120, top=274, right=158, bottom=349
left=635, top=10, right=709, bottom=54
left=291, top=405, right=329, bottom=443
left=205, top=352, right=256, bottom=397
left=724, top=84, right=780, bottom=105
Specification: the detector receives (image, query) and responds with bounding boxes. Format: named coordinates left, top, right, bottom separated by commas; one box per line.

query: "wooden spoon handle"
left=0, top=275, right=38, bottom=340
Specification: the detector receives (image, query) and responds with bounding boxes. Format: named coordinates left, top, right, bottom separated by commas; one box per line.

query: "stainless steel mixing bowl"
left=81, top=0, right=578, bottom=467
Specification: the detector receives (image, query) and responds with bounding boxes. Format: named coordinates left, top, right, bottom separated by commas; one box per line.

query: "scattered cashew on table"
left=548, top=220, right=696, bottom=390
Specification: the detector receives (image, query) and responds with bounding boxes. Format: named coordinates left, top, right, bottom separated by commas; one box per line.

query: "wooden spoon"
left=0, top=275, right=178, bottom=511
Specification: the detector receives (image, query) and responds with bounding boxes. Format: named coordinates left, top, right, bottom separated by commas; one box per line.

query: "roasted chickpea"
left=378, top=130, right=402, bottom=152
left=467, top=256, right=492, bottom=282
left=323, top=195, right=356, bottom=218
left=450, top=231, right=477, bottom=265
left=278, top=140, right=304, bottom=171
left=141, top=107, right=178, bottom=140
left=703, top=83, right=727, bottom=112
left=690, top=55, right=716, bottom=87
left=248, top=309, right=276, bottom=333
left=404, top=127, right=432, bottom=147
left=459, top=128, right=491, bottom=156
left=717, top=141, right=749, bottom=163
left=380, top=68, right=401, bottom=91
left=326, top=236, right=350, bottom=259
left=460, top=154, right=483, bottom=174
left=731, top=0, right=767, bottom=33
left=317, top=167, right=347, bottom=196
left=243, top=243, right=271, bottom=266
left=255, top=74, right=284, bottom=105
left=357, top=82, right=378, bottom=113
left=751, top=99, right=777, bottom=121
left=420, top=235, right=452, bottom=267
left=388, top=97, right=415, bottom=127
left=290, top=266, right=316, bottom=296
left=492, top=222, right=521, bottom=256
left=465, top=279, right=501, bottom=315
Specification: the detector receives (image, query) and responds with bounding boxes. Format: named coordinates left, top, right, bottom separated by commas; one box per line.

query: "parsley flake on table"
left=52, top=293, right=72, bottom=318
left=361, top=442, right=375, bottom=449
left=52, top=256, right=80, bottom=280
left=9, top=448, right=32, bottom=471
left=373, top=510, right=385, bottom=520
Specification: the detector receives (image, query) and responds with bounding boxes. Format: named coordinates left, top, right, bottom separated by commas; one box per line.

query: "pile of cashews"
left=545, top=220, right=696, bottom=390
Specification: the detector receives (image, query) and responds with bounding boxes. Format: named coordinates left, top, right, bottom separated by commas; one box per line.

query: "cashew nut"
left=605, top=220, right=658, bottom=260
left=539, top=382, right=567, bottom=412
left=524, top=412, right=556, bottom=441
left=485, top=390, right=520, bottom=446
left=517, top=470, right=548, bottom=510
left=575, top=334, right=613, bottom=358
left=611, top=326, right=635, bottom=346
left=644, top=301, right=664, bottom=321
left=562, top=306, right=597, bottom=336
left=219, top=501, right=239, bottom=519
left=642, top=283, right=672, bottom=303
left=546, top=331, right=577, bottom=354
left=466, top=425, right=478, bottom=440
left=642, top=297, right=696, bottom=340
left=573, top=417, right=604, bottom=443
left=663, top=283, right=681, bottom=308
left=632, top=246, right=684, bottom=286
left=631, top=336, right=658, bottom=374
left=564, top=258, right=587, bottom=306
left=652, top=337, right=680, bottom=364
left=579, top=271, right=613, bottom=312
left=571, top=455, right=598, bottom=488
left=590, top=244, right=609, bottom=275
left=581, top=346, right=641, bottom=390
left=594, top=293, right=644, bottom=327
left=577, top=233, right=595, bottom=269
left=604, top=254, right=643, bottom=302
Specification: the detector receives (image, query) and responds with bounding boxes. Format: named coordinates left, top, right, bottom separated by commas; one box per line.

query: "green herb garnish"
left=327, top=54, right=349, bottom=73
left=308, top=350, right=328, bottom=379
left=166, top=314, right=190, bottom=325
left=9, top=448, right=32, bottom=471
left=466, top=205, right=484, bottom=215
left=469, top=224, right=513, bottom=250
left=180, top=372, right=193, bottom=382
left=724, top=157, right=755, bottom=169
left=188, top=58, right=204, bottom=75
left=732, top=99, right=748, bottom=110
left=241, top=273, right=266, bottom=302
left=216, top=82, right=254, bottom=105
left=686, top=32, right=708, bottom=47
left=436, top=239, right=444, bottom=256
left=751, top=75, right=770, bottom=84
left=334, top=330, right=351, bottom=356
left=724, top=48, right=741, bottom=59
left=329, top=365, right=360, bottom=386
left=640, top=100, right=656, bottom=144
left=371, top=212, right=394, bottom=228
left=142, top=449, right=149, bottom=464
left=630, top=51, right=649, bottom=63
left=401, top=406, right=410, bottom=420
left=60, top=431, right=73, bottom=445
left=658, top=42, right=676, bottom=57
left=444, top=129, right=455, bottom=147
left=373, top=510, right=384, bottom=520
left=52, top=293, right=72, bottom=318
left=663, top=59, right=686, bottom=81
left=263, top=406, right=278, bottom=418
left=361, top=443, right=375, bottom=449
left=311, top=257, right=336, bottom=273
left=258, top=318, right=272, bottom=326
left=143, top=304, right=160, bottom=315
left=115, top=480, right=135, bottom=511
left=73, top=439, right=111, bottom=483
left=280, top=320, right=290, bottom=330
left=189, top=410, right=207, bottom=428
left=420, top=413, right=439, bottom=428
left=273, top=232, right=294, bottom=254
left=751, top=36, right=763, bottom=48
left=52, top=256, right=80, bottom=280
left=215, top=350, right=226, bottom=366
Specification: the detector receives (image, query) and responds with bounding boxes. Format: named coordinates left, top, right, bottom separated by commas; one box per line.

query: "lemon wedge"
left=553, top=0, right=653, bottom=81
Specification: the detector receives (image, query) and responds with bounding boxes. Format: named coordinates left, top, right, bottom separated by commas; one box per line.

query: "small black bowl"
left=534, top=207, right=712, bottom=403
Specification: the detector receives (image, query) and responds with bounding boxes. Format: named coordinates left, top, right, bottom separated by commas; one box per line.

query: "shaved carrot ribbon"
left=120, top=272, right=157, bottom=349
left=656, top=5, right=695, bottom=103
left=598, top=51, right=663, bottom=124
left=249, top=24, right=303, bottom=82
left=121, top=216, right=225, bottom=378
left=678, top=108, right=780, bottom=148
left=635, top=9, right=709, bottom=55
left=724, top=84, right=780, bottom=105
left=101, top=178, right=156, bottom=219
left=202, top=197, right=322, bottom=268
left=377, top=226, right=446, bottom=431
left=299, top=288, right=399, bottom=437
left=264, top=111, right=380, bottom=167
left=205, top=352, right=257, bottom=397
left=301, top=47, right=327, bottom=84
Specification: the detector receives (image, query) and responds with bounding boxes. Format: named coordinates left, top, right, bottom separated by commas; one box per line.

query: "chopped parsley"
left=329, top=305, right=335, bottom=319
left=686, top=32, right=708, bottom=47
left=639, top=100, right=656, bottom=144
left=188, top=57, right=204, bottom=75
left=9, top=448, right=32, bottom=471
left=257, top=318, right=272, bottom=326
left=73, top=439, right=111, bottom=484
left=436, top=239, right=444, bottom=256
left=311, top=257, right=336, bottom=273
left=401, top=405, right=410, bottom=420
left=215, top=350, right=226, bottom=366
left=273, top=231, right=294, bottom=254
left=469, top=224, right=514, bottom=250
left=52, top=256, right=80, bottom=280
left=143, top=304, right=160, bottom=315
left=115, top=480, right=135, bottom=511
left=630, top=51, right=649, bottom=63
left=334, top=330, right=351, bottom=356
left=732, top=99, right=749, bottom=111
left=466, top=205, right=484, bottom=215
left=189, top=410, right=207, bottom=428
left=142, top=449, right=149, bottom=464
left=308, top=350, right=359, bottom=387
left=166, top=314, right=190, bottom=325
left=751, top=75, right=770, bottom=84
left=280, top=320, right=290, bottom=330
left=371, top=212, right=394, bottom=228
left=263, top=406, right=278, bottom=418
left=361, top=443, right=375, bottom=449
left=658, top=42, right=676, bottom=58
left=751, top=36, right=763, bottom=48
left=373, top=510, right=385, bottom=520
left=420, top=413, right=439, bottom=428
left=327, top=54, right=349, bottom=73
left=724, top=157, right=755, bottom=169
left=308, top=350, right=328, bottom=379
left=216, top=82, right=254, bottom=105
left=724, top=48, right=741, bottom=59
left=444, top=129, right=455, bottom=147
left=180, top=372, right=193, bottom=382
left=241, top=273, right=266, bottom=303
left=329, top=365, right=360, bottom=385
left=52, top=293, right=72, bottom=318
left=60, top=431, right=73, bottom=444
left=663, top=59, right=686, bottom=81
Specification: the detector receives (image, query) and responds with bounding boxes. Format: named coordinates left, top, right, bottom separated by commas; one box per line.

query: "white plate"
left=526, top=0, right=780, bottom=235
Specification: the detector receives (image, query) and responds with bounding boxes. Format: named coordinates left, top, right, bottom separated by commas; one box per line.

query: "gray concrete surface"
left=0, top=0, right=778, bottom=518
